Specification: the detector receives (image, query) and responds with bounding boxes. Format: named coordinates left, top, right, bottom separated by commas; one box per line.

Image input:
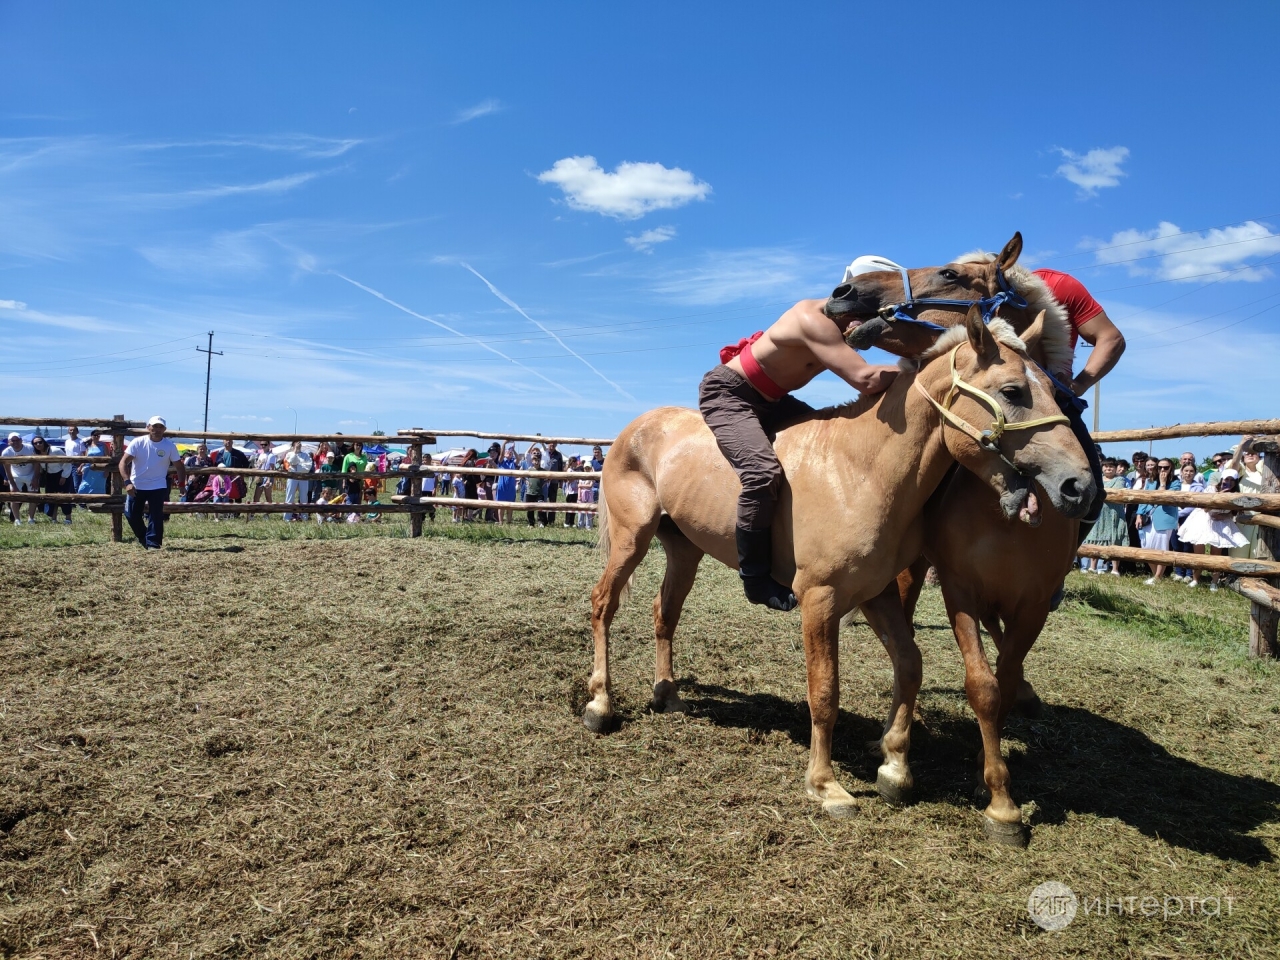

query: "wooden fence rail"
left=1099, top=488, right=1280, bottom=512
left=1092, top=419, right=1280, bottom=443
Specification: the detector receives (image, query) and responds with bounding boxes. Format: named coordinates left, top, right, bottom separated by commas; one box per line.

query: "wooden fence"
left=4, top=414, right=1276, bottom=657
left=0, top=417, right=603, bottom=540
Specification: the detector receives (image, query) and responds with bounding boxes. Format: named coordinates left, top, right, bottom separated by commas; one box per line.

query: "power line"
left=1145, top=301, right=1280, bottom=350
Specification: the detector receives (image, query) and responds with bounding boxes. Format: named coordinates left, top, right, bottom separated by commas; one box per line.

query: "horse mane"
left=952, top=250, right=1074, bottom=377
left=894, top=318, right=1026, bottom=373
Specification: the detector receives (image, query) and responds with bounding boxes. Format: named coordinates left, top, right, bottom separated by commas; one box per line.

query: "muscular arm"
left=1071, top=310, right=1126, bottom=395
left=119, top=453, right=134, bottom=485
left=798, top=304, right=899, bottom=395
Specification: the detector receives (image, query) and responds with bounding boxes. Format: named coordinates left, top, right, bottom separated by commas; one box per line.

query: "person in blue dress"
left=495, top=441, right=519, bottom=524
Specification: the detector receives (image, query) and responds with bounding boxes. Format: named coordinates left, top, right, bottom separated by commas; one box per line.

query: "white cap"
left=147, top=415, right=167, bottom=428
left=1220, top=468, right=1240, bottom=480
left=7, top=431, right=20, bottom=440
left=843, top=255, right=908, bottom=283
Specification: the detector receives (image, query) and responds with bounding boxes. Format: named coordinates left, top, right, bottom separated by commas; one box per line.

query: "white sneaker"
left=1187, top=580, right=1199, bottom=588
left=1209, top=583, right=1218, bottom=592
left=1144, top=577, right=1156, bottom=585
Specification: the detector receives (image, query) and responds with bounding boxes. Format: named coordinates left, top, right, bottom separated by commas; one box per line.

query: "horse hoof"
left=823, top=799, right=858, bottom=820
left=983, top=816, right=1029, bottom=848
left=875, top=770, right=913, bottom=807
left=582, top=706, right=615, bottom=735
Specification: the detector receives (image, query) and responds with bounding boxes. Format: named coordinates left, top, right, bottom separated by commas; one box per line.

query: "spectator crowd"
left=2, top=429, right=605, bottom=532
left=1081, top=436, right=1276, bottom=589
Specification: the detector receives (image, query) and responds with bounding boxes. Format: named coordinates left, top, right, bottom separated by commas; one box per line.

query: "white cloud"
left=625, top=226, right=677, bottom=253
left=221, top=414, right=273, bottom=422
left=452, top=99, right=504, bottom=124
left=0, top=299, right=28, bottom=310
left=536, top=156, right=711, bottom=220
left=1055, top=146, right=1129, bottom=196
left=1086, top=220, right=1280, bottom=281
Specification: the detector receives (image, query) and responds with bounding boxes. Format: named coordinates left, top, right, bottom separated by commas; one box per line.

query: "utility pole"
left=196, top=331, right=223, bottom=432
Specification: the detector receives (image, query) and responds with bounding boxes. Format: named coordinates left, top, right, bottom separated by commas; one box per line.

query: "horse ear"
left=965, top=303, right=999, bottom=362
left=996, top=231, right=1023, bottom=272
left=1021, top=309, right=1046, bottom=357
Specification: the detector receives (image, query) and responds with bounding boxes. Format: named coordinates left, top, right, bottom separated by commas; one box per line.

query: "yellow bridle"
left=913, top=343, right=1071, bottom=475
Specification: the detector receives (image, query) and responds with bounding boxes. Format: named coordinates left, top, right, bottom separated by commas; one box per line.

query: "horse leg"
left=650, top=522, right=704, bottom=714
left=861, top=583, right=922, bottom=806
left=585, top=504, right=659, bottom=734
left=801, top=585, right=857, bottom=818
left=994, top=605, right=1050, bottom=733
left=947, top=596, right=1026, bottom=846
left=896, top=555, right=931, bottom=632
left=988, top=613, right=1043, bottom=719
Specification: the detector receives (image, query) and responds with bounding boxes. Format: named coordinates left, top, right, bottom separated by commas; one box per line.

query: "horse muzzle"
left=1035, top=469, right=1097, bottom=521
left=824, top=282, right=882, bottom=322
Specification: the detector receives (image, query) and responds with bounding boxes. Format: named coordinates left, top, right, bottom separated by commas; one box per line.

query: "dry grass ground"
left=1, top=522, right=1277, bottom=958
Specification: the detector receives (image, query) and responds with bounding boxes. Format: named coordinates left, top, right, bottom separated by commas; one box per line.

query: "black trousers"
left=698, top=365, right=816, bottom=530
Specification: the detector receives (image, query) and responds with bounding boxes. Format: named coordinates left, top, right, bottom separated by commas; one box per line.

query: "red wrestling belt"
left=720, top=331, right=785, bottom=401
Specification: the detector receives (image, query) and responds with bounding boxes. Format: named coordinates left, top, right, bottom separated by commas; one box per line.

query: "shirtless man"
left=699, top=298, right=899, bottom=611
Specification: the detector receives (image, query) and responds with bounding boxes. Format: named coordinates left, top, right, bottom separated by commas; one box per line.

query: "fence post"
left=1249, top=440, right=1280, bottom=659
left=408, top=438, right=424, bottom=538
left=110, top=414, right=126, bottom=543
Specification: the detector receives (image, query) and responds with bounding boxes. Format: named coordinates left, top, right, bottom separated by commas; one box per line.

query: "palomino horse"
left=827, top=234, right=1084, bottom=844
left=587, top=307, right=1095, bottom=819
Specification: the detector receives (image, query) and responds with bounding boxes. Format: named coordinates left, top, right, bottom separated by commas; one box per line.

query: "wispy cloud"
left=140, top=230, right=271, bottom=275
left=1054, top=146, right=1129, bottom=197
left=179, top=171, right=320, bottom=200
left=0, top=297, right=125, bottom=333
left=222, top=414, right=273, bottom=422
left=625, top=226, right=677, bottom=253
left=638, top=247, right=826, bottom=305
left=133, top=135, right=362, bottom=159
left=1085, top=220, right=1280, bottom=281
left=459, top=263, right=634, bottom=399
left=452, top=99, right=504, bottom=124
left=537, top=156, right=711, bottom=220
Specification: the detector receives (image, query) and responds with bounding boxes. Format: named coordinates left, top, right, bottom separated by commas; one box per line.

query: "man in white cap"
left=699, top=285, right=899, bottom=611
left=2, top=432, right=40, bottom=524
left=119, top=416, right=186, bottom=549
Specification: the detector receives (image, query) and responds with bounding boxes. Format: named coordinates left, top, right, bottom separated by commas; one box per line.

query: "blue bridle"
left=870, top=264, right=1087, bottom=413
left=875, top=264, right=1028, bottom=333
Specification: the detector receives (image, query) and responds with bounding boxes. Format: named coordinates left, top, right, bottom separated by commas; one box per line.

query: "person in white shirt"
left=282, top=440, right=312, bottom=521
left=2, top=432, right=39, bottom=524
left=252, top=439, right=279, bottom=507
left=119, top=416, right=186, bottom=549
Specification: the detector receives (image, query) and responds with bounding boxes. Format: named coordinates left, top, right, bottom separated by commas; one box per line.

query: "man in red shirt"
left=1031, top=268, right=1127, bottom=397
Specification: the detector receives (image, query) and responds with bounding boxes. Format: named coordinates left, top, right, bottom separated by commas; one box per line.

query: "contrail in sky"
left=460, top=262, right=635, bottom=400
left=330, top=271, right=577, bottom=398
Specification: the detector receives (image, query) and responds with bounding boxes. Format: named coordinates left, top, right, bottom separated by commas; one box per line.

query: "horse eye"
left=939, top=268, right=959, bottom=281
left=1000, top=385, right=1023, bottom=402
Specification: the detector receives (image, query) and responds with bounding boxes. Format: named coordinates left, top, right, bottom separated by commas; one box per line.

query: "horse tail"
left=595, top=482, right=633, bottom=603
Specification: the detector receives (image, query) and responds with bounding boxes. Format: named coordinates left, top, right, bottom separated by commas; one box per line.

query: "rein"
left=877, top=267, right=1028, bottom=333
left=913, top=343, right=1070, bottom=476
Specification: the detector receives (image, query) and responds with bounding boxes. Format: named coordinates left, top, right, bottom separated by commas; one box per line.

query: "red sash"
left=720, top=331, right=785, bottom=402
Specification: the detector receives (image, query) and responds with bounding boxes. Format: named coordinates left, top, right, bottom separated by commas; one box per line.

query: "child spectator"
left=1081, top=458, right=1127, bottom=575
left=525, top=449, right=545, bottom=527
left=1178, top=469, right=1250, bottom=590
left=495, top=442, right=518, bottom=524
left=576, top=462, right=595, bottom=529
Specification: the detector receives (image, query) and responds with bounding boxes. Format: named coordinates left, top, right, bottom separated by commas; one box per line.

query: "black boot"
left=735, top=526, right=797, bottom=612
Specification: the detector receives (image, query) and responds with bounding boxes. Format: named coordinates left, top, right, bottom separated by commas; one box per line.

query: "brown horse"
left=587, top=307, right=1094, bottom=819
left=828, top=235, right=1082, bottom=844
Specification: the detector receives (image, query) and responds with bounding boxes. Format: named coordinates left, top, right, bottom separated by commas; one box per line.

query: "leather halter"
left=878, top=267, right=1028, bottom=333
left=914, top=343, right=1070, bottom=476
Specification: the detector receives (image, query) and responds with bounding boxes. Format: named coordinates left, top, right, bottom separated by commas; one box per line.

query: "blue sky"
left=2, top=2, right=1278, bottom=457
